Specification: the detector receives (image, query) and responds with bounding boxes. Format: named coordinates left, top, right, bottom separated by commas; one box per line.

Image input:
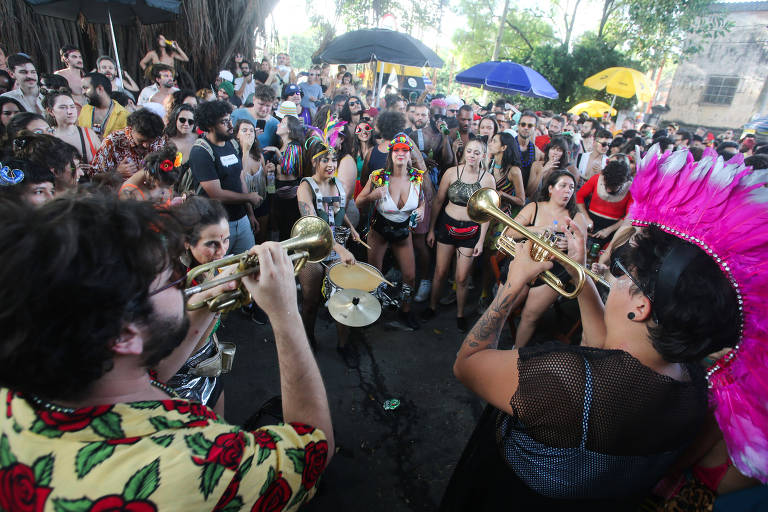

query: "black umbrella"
left=24, top=0, right=180, bottom=86
left=316, top=28, right=442, bottom=106
left=316, top=28, right=444, bottom=68
left=24, top=0, right=180, bottom=24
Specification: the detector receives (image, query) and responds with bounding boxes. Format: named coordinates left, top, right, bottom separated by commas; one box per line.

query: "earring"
left=627, top=312, right=635, bottom=320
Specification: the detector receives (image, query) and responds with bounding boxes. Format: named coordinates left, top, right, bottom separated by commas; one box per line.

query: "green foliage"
left=519, top=35, right=644, bottom=112
left=286, top=32, right=318, bottom=72
left=596, top=0, right=729, bottom=65
left=334, top=0, right=445, bottom=34
left=452, top=2, right=556, bottom=69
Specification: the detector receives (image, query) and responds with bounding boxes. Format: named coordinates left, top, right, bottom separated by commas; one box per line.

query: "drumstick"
left=354, top=262, right=394, bottom=287
left=354, top=238, right=371, bottom=250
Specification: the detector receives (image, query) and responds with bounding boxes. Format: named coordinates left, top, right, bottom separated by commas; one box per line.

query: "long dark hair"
left=339, top=124, right=360, bottom=160
left=544, top=137, right=571, bottom=167
left=234, top=118, right=263, bottom=161
left=340, top=95, right=362, bottom=123
left=536, top=169, right=577, bottom=217
left=164, top=104, right=195, bottom=138
left=496, top=132, right=522, bottom=170
left=283, top=115, right=305, bottom=146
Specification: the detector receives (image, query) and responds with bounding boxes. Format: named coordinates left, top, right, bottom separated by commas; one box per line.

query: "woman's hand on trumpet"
left=563, top=218, right=588, bottom=280
left=506, top=239, right=554, bottom=286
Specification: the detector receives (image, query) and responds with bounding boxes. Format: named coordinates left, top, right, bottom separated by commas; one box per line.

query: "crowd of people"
left=0, top=38, right=766, bottom=511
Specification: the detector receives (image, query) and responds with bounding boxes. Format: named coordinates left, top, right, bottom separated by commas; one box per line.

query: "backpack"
left=178, top=137, right=241, bottom=196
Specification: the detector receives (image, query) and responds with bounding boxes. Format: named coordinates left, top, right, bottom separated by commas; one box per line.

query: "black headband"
left=654, top=243, right=701, bottom=324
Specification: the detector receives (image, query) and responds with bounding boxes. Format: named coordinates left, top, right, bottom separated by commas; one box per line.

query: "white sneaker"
left=414, top=279, right=432, bottom=303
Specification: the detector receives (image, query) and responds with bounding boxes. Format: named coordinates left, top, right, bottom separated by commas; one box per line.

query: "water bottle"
left=266, top=168, right=276, bottom=194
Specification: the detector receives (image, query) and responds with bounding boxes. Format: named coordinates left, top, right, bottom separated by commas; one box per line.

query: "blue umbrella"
left=455, top=61, right=558, bottom=99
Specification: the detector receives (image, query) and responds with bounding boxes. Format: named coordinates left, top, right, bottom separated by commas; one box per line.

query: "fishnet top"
left=496, top=342, right=707, bottom=499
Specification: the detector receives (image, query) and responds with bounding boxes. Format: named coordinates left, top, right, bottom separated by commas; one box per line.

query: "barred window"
left=701, top=76, right=739, bottom=105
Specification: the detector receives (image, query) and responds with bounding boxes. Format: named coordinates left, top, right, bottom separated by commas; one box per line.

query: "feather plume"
left=629, top=144, right=768, bottom=482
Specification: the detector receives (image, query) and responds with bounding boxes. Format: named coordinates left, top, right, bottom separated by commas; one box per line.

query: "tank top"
left=447, top=165, right=485, bottom=207
left=376, top=177, right=420, bottom=223
left=368, top=146, right=388, bottom=174
left=516, top=138, right=536, bottom=188
left=301, top=177, right=346, bottom=227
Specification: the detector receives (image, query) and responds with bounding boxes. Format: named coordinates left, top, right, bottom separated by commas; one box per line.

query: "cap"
left=218, top=81, right=234, bottom=98
left=365, top=107, right=379, bottom=118
left=283, top=84, right=302, bottom=99
left=218, top=70, right=234, bottom=83
left=275, top=101, right=299, bottom=119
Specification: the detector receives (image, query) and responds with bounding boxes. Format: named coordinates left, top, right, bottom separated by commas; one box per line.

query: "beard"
left=87, top=92, right=104, bottom=108
left=215, top=126, right=234, bottom=141
left=141, top=310, right=190, bottom=368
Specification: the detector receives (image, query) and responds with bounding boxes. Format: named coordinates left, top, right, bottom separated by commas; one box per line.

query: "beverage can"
left=409, top=210, right=418, bottom=229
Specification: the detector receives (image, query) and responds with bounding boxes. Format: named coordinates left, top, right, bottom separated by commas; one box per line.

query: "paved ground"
left=220, top=291, right=580, bottom=511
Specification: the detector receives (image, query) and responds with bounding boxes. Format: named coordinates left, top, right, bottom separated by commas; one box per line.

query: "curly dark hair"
left=164, top=89, right=198, bottom=118
left=127, top=108, right=164, bottom=139
left=172, top=196, right=229, bottom=245
left=0, top=194, right=184, bottom=400
left=627, top=226, right=739, bottom=362
left=602, top=160, right=630, bottom=191
left=536, top=169, right=577, bottom=217
left=196, top=100, right=233, bottom=132
left=376, top=110, right=405, bottom=140
left=143, top=143, right=181, bottom=187
left=12, top=133, right=79, bottom=178
left=0, top=158, right=55, bottom=203
left=164, top=104, right=196, bottom=138
left=340, top=95, right=362, bottom=124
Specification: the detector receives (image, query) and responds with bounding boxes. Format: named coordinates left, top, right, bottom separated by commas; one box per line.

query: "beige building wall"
left=663, top=3, right=768, bottom=130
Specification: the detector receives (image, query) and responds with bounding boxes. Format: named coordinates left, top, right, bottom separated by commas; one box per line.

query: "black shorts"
left=371, top=211, right=411, bottom=243
left=436, top=211, right=480, bottom=249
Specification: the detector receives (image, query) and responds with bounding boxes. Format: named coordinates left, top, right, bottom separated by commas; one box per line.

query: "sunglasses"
left=356, top=124, right=372, bottom=134
left=178, top=117, right=194, bottom=124
left=518, top=122, right=535, bottom=128
left=448, top=109, right=458, bottom=113
left=597, top=140, right=613, bottom=146
left=149, top=263, right=186, bottom=296
left=609, top=249, right=654, bottom=304
left=349, top=100, right=360, bottom=106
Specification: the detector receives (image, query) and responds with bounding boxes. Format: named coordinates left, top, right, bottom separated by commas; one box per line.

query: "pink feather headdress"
left=628, top=144, right=768, bottom=482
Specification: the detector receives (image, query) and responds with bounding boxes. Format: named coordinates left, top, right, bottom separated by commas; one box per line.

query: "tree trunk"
left=492, top=0, right=511, bottom=61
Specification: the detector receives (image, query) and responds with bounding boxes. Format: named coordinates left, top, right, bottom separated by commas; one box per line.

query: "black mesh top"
left=496, top=342, right=708, bottom=499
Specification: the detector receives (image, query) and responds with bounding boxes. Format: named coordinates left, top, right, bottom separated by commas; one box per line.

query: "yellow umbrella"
left=583, top=67, right=653, bottom=112
left=568, top=100, right=617, bottom=118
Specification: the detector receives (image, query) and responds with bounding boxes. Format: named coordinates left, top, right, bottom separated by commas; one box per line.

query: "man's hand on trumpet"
left=240, top=242, right=299, bottom=318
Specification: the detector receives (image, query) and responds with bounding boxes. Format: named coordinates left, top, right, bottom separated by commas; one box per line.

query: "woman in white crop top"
left=356, top=133, right=425, bottom=329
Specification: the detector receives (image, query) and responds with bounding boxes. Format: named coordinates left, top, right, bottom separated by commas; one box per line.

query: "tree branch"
left=505, top=20, right=535, bottom=51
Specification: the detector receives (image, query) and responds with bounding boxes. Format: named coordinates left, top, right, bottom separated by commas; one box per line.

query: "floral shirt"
left=0, top=388, right=328, bottom=512
left=91, top=127, right=165, bottom=175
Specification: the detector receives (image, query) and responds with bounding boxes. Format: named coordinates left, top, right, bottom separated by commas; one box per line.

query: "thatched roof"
left=0, top=0, right=279, bottom=90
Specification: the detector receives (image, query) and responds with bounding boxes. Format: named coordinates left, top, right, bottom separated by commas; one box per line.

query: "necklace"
left=28, top=379, right=177, bottom=414
left=517, top=137, right=535, bottom=168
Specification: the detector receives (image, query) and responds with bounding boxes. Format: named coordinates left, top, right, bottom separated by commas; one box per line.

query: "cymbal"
left=327, top=289, right=381, bottom=327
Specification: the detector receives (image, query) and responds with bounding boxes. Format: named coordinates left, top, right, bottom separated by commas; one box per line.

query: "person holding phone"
left=231, top=84, right=279, bottom=148
left=526, top=137, right=578, bottom=198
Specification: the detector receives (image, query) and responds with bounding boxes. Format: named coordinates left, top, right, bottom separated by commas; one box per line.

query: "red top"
left=576, top=174, right=632, bottom=220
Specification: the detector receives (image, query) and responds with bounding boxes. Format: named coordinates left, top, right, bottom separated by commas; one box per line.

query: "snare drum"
left=322, top=261, right=384, bottom=300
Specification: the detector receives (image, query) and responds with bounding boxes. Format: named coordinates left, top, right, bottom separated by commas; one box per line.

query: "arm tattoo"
left=462, top=281, right=524, bottom=352
left=298, top=201, right=313, bottom=217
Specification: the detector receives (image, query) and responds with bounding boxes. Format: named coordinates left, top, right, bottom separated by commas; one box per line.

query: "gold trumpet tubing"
left=185, top=251, right=310, bottom=311
left=495, top=235, right=567, bottom=291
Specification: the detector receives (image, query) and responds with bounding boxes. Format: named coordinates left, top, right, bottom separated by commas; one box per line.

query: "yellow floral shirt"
left=0, top=388, right=328, bottom=511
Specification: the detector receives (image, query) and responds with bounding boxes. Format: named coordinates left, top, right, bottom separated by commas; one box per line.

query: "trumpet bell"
left=289, top=216, right=334, bottom=263
left=467, top=188, right=501, bottom=224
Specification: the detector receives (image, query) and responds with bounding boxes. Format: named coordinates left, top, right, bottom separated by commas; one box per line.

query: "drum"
left=322, top=261, right=384, bottom=299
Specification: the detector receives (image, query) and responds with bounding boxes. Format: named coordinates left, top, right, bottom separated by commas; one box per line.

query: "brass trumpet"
left=184, top=216, right=333, bottom=312
left=467, top=188, right=610, bottom=298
